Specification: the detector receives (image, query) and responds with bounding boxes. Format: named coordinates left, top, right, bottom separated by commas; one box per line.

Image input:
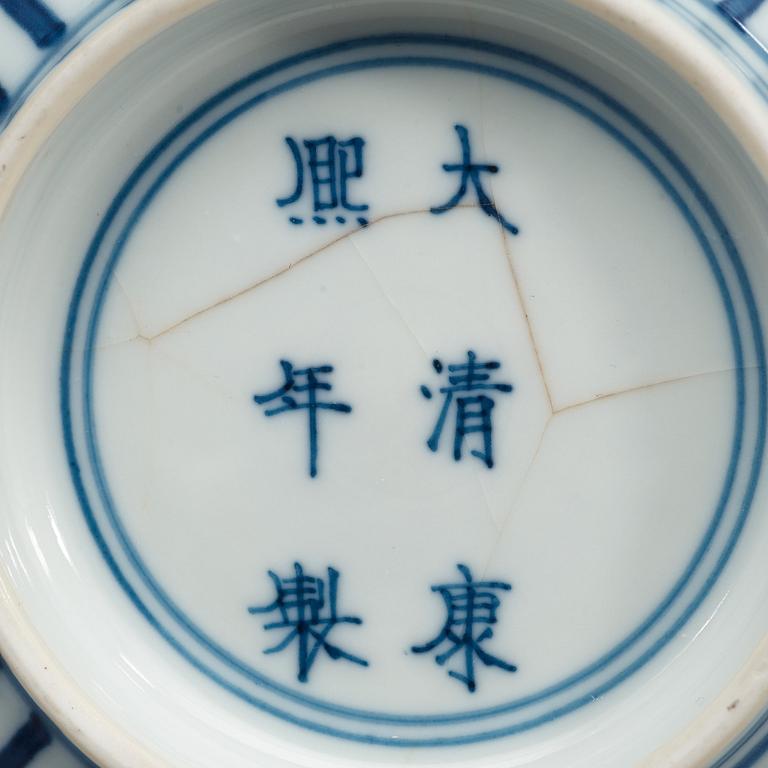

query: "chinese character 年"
left=253, top=360, right=352, bottom=478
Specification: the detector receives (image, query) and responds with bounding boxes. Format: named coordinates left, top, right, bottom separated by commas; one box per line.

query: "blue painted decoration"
left=422, top=351, right=513, bottom=469
left=253, top=360, right=352, bottom=478
left=59, top=34, right=766, bottom=746
left=0, top=0, right=65, bottom=48
left=718, top=0, right=765, bottom=23
left=0, top=84, right=8, bottom=117
left=249, top=563, right=368, bottom=683
left=0, top=712, right=52, bottom=768
left=276, top=135, right=370, bottom=226
left=412, top=564, right=516, bottom=692
left=431, top=124, right=519, bottom=235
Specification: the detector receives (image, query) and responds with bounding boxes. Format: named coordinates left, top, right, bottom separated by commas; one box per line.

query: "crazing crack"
left=104, top=203, right=757, bottom=548
left=93, top=203, right=759, bottom=590
left=496, top=221, right=555, bottom=414
left=140, top=205, right=472, bottom=343
left=482, top=414, right=551, bottom=579
left=552, top=365, right=758, bottom=416
left=483, top=363, right=756, bottom=569
left=478, top=120, right=555, bottom=415
left=347, top=232, right=431, bottom=359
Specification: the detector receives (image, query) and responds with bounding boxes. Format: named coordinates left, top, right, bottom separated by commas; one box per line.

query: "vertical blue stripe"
left=0, top=0, right=65, bottom=48
left=0, top=83, right=9, bottom=116
left=719, top=0, right=765, bottom=23
left=0, top=713, right=51, bottom=767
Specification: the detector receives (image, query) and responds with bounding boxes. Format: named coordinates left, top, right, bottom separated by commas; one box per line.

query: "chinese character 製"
left=421, top=351, right=513, bottom=469
left=253, top=360, right=352, bottom=478
left=248, top=562, right=368, bottom=682
left=431, top=124, right=519, bottom=235
left=276, top=135, right=370, bottom=226
left=411, top=564, right=516, bottom=692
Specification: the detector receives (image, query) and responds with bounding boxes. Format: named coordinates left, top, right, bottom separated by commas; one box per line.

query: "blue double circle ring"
left=60, top=34, right=766, bottom=746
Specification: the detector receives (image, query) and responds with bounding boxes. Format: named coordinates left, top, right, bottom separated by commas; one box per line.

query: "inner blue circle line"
left=86, top=60, right=752, bottom=717
left=62, top=36, right=760, bottom=736
left=80, top=54, right=752, bottom=728
left=84, top=57, right=743, bottom=723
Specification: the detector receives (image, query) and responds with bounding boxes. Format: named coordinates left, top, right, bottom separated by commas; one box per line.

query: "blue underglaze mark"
left=0, top=713, right=52, bottom=768
left=431, top=124, right=519, bottom=235
left=0, top=0, right=64, bottom=48
left=422, top=351, right=513, bottom=469
left=412, top=564, right=516, bottom=693
left=276, top=134, right=370, bottom=226
left=69, top=47, right=758, bottom=739
left=356, top=216, right=369, bottom=227
left=719, top=0, right=765, bottom=24
left=0, top=83, right=8, bottom=117
left=59, top=34, right=766, bottom=746
left=249, top=563, right=368, bottom=683
left=289, top=216, right=303, bottom=225
left=275, top=137, right=304, bottom=208
left=254, top=360, right=352, bottom=478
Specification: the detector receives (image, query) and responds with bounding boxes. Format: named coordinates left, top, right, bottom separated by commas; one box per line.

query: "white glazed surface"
left=3, top=1, right=768, bottom=767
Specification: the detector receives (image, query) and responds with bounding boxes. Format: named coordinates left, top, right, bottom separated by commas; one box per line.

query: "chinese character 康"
left=411, top=564, right=516, bottom=692
left=253, top=360, right=352, bottom=478
left=249, top=562, right=368, bottom=682
left=421, top=350, right=513, bottom=469
left=276, top=135, right=370, bottom=227
left=431, top=123, right=519, bottom=235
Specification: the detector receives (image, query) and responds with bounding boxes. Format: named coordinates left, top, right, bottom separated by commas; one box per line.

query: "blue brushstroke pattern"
left=0, top=0, right=65, bottom=48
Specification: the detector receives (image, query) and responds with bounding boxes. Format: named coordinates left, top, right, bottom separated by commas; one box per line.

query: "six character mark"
left=253, top=360, right=352, bottom=478
left=421, top=351, right=513, bottom=469
left=263, top=125, right=523, bottom=690
left=411, top=564, right=517, bottom=692
left=248, top=562, right=368, bottom=683
left=277, top=135, right=370, bottom=227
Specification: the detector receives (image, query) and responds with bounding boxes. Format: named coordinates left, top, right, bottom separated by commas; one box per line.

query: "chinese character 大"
left=431, top=123, right=519, bottom=235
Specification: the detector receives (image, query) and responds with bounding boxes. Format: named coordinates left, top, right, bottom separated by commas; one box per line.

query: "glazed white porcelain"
left=3, top=1, right=768, bottom=766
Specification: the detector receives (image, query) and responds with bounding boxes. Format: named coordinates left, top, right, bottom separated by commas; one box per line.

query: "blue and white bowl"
left=3, top=1, right=768, bottom=766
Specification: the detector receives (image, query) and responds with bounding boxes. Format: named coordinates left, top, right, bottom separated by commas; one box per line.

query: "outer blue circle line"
left=82, top=54, right=748, bottom=724
left=59, top=35, right=765, bottom=744
left=710, top=701, right=768, bottom=768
